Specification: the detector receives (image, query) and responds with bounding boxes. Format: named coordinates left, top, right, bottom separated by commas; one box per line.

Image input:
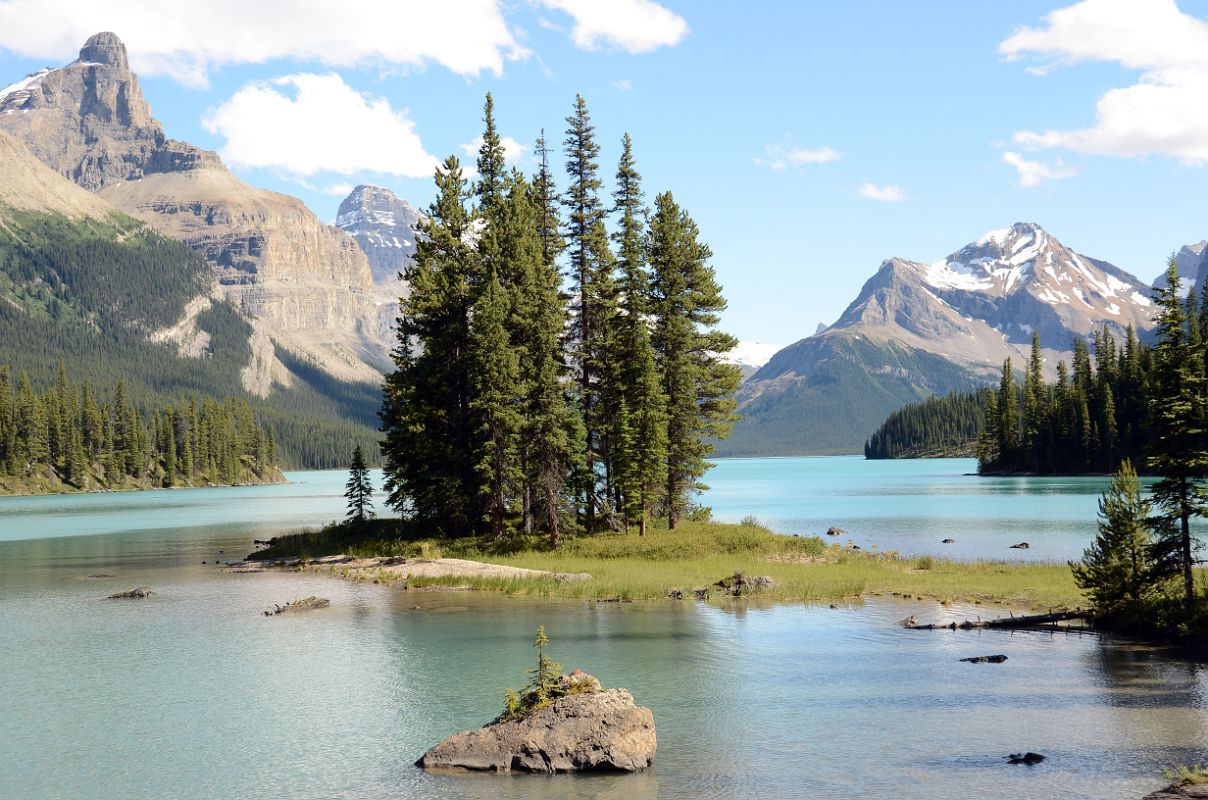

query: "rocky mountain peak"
left=335, top=184, right=424, bottom=285
left=0, top=32, right=223, bottom=191
left=78, top=32, right=129, bottom=70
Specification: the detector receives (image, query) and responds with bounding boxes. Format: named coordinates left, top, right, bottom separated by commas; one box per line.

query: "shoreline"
left=0, top=473, right=289, bottom=499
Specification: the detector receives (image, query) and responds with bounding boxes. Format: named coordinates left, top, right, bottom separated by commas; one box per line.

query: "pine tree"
left=469, top=272, right=523, bottom=538
left=1072, top=459, right=1153, bottom=621
left=475, top=92, right=506, bottom=214
left=648, top=192, right=741, bottom=527
left=996, top=359, right=1020, bottom=458
left=1146, top=258, right=1207, bottom=617
left=1024, top=331, right=1044, bottom=454
left=381, top=156, right=481, bottom=536
left=610, top=135, right=667, bottom=533
left=563, top=95, right=610, bottom=529
left=345, top=444, right=374, bottom=523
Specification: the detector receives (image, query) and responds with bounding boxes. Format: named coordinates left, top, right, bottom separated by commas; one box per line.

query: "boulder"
left=941, top=538, right=955, bottom=544
left=1010, top=542, right=1030, bottom=549
left=265, top=596, right=330, bottom=616
left=107, top=586, right=154, bottom=599
left=960, top=655, right=1008, bottom=664
left=826, top=526, right=847, bottom=536
left=715, top=572, right=778, bottom=596
left=417, top=685, right=655, bottom=773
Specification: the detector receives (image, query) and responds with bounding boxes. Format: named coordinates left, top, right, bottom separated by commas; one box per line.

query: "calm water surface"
left=1, top=459, right=1205, bottom=800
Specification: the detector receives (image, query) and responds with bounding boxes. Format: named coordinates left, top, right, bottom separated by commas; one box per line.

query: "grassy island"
left=250, top=518, right=1084, bottom=609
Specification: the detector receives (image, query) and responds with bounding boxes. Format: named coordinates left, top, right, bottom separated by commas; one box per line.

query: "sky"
left=2, top=0, right=1208, bottom=350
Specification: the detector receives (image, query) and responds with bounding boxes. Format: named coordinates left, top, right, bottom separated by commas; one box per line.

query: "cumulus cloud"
left=202, top=73, right=438, bottom=178
left=1002, top=151, right=1077, bottom=187
left=459, top=134, right=529, bottom=164
left=858, top=182, right=905, bottom=202
left=1001, top=0, right=1208, bottom=163
left=754, top=145, right=841, bottom=171
left=0, top=0, right=527, bottom=87
left=538, top=0, right=688, bottom=53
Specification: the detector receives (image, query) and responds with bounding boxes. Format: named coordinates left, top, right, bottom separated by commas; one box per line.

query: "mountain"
left=1153, top=240, right=1208, bottom=298
left=334, top=184, right=424, bottom=288
left=720, top=223, right=1157, bottom=457
left=0, top=32, right=397, bottom=393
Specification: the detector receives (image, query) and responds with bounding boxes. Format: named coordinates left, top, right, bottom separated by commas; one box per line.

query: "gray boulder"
left=418, top=686, right=655, bottom=773
left=1145, top=784, right=1208, bottom=799
left=106, top=587, right=154, bottom=599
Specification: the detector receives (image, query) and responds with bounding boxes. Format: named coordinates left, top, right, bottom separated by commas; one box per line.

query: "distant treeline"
left=864, top=389, right=990, bottom=459
left=0, top=364, right=280, bottom=492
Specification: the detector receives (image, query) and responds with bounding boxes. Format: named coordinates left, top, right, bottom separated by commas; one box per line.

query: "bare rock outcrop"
left=418, top=682, right=656, bottom=774
left=1144, top=784, right=1208, bottom=799
left=0, top=32, right=398, bottom=390
left=107, top=586, right=154, bottom=599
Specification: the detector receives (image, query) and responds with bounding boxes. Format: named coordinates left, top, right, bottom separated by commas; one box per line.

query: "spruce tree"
left=648, top=192, right=741, bottom=527
left=610, top=134, right=667, bottom=533
left=345, top=444, right=374, bottom=523
left=1072, top=459, right=1153, bottom=621
left=996, top=359, right=1020, bottom=461
left=1146, top=259, right=1207, bottom=617
left=563, top=95, right=610, bottom=529
left=469, top=272, right=523, bottom=538
left=381, top=156, right=481, bottom=536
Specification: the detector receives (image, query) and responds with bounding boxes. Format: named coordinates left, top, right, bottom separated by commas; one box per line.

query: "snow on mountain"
left=334, top=184, right=424, bottom=287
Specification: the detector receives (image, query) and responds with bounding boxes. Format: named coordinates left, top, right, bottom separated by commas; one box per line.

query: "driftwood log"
left=901, top=609, right=1089, bottom=631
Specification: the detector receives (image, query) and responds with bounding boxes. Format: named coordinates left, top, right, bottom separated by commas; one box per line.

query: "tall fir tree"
left=563, top=94, right=610, bottom=529
left=381, top=156, right=482, bottom=536
left=648, top=192, right=741, bottom=527
left=1146, top=259, right=1207, bottom=616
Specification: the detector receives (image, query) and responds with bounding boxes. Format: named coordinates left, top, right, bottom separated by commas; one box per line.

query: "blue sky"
left=2, top=0, right=1207, bottom=348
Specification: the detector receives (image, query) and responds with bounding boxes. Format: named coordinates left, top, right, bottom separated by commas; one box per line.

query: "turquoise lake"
left=1, top=457, right=1205, bottom=799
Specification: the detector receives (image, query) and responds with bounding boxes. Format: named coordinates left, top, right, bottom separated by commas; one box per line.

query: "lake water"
left=1, top=458, right=1205, bottom=800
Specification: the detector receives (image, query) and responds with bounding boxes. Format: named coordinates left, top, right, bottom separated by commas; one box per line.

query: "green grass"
left=1165, top=764, right=1208, bottom=787
left=258, top=519, right=1085, bottom=609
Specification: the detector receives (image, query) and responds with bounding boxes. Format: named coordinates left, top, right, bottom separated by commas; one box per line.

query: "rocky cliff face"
left=0, top=32, right=395, bottom=391
left=334, top=184, right=423, bottom=288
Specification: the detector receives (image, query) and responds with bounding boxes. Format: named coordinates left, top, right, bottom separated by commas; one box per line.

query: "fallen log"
left=903, top=609, right=1089, bottom=631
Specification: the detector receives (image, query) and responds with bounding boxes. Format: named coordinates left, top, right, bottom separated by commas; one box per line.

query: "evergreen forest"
left=0, top=363, right=279, bottom=492
left=380, top=94, right=742, bottom=541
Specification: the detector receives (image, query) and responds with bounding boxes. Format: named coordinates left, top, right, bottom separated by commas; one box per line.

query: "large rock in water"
left=417, top=686, right=656, bottom=773
left=1145, top=784, right=1208, bottom=799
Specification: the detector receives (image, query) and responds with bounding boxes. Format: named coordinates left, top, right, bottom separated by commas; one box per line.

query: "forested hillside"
left=0, top=208, right=381, bottom=469
left=864, top=389, right=989, bottom=459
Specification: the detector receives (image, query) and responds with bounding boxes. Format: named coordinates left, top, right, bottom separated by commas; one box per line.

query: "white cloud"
left=538, top=0, right=687, bottom=53
left=322, top=182, right=354, bottom=197
left=202, top=73, right=438, bottom=178
left=1001, top=0, right=1208, bottom=164
left=1002, top=151, right=1076, bottom=187
left=613, top=79, right=633, bottom=92
left=754, top=145, right=841, bottom=171
left=858, top=182, right=905, bottom=202
left=0, top=0, right=527, bottom=87
left=459, top=134, right=529, bottom=164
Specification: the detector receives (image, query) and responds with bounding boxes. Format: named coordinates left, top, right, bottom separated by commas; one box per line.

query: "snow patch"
left=0, top=68, right=50, bottom=105
left=726, top=341, right=785, bottom=369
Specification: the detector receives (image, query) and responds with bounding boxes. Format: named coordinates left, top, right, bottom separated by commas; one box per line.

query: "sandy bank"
left=226, top=554, right=592, bottom=584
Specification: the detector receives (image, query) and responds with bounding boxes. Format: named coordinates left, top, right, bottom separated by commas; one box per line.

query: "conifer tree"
left=345, top=444, right=374, bottom=523
left=475, top=92, right=506, bottom=214
left=381, top=156, right=481, bottom=536
left=648, top=192, right=741, bottom=527
left=563, top=95, right=610, bottom=529
left=1146, top=259, right=1207, bottom=616
left=1072, top=459, right=1153, bottom=621
left=469, top=272, right=523, bottom=538
left=996, top=359, right=1020, bottom=457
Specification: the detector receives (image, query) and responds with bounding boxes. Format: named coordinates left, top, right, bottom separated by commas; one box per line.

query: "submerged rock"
left=960, top=655, right=1008, bottom=664
left=826, top=526, right=847, bottom=536
left=107, top=587, right=154, bottom=599
left=941, top=538, right=955, bottom=544
left=264, top=596, right=330, bottom=616
left=418, top=680, right=655, bottom=773
left=1010, top=542, right=1030, bottom=549
left=1006, top=752, right=1045, bottom=765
